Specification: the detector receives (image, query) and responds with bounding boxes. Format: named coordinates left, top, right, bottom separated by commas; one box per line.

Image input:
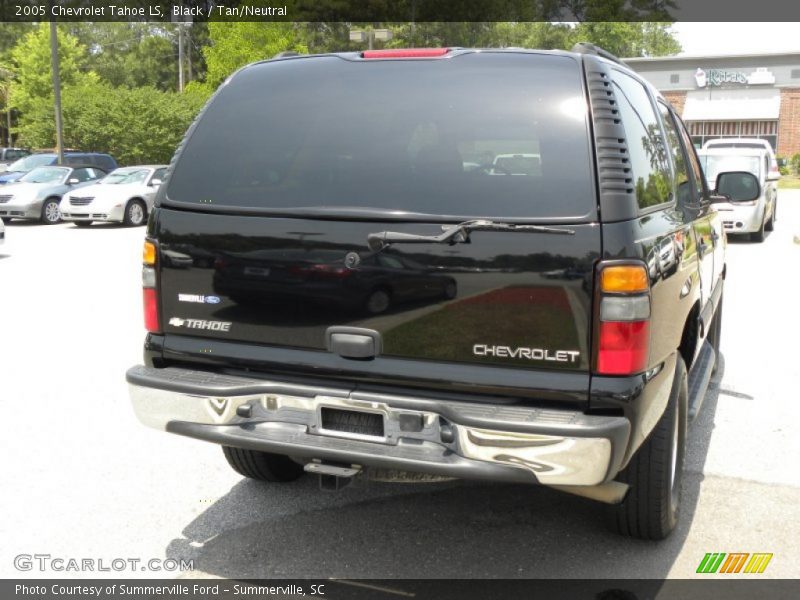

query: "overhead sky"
left=672, top=22, right=800, bottom=56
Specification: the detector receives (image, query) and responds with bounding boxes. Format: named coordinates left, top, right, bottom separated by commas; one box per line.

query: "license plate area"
left=320, top=407, right=385, bottom=438
left=243, top=266, right=271, bottom=277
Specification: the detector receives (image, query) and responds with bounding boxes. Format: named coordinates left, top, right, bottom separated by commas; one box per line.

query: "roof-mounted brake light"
left=362, top=48, right=450, bottom=59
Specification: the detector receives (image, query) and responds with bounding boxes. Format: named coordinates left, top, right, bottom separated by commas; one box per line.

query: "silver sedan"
left=0, top=165, right=107, bottom=225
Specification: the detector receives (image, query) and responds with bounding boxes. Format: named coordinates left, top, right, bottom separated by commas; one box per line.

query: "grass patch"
left=383, top=286, right=581, bottom=368
left=778, top=176, right=800, bottom=189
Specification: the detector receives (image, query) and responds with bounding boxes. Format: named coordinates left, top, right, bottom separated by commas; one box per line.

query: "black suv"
left=128, top=45, right=733, bottom=540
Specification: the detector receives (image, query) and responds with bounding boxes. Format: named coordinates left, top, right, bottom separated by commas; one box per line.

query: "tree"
left=202, top=21, right=307, bottom=90
left=570, top=22, right=681, bottom=57
left=9, top=24, right=88, bottom=118
left=59, top=80, right=207, bottom=164
left=0, top=23, right=35, bottom=62
left=64, top=22, right=210, bottom=92
left=64, top=23, right=179, bottom=91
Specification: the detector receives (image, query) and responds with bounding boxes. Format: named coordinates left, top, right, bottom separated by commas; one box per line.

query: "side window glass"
left=378, top=255, right=404, bottom=270
left=658, top=102, right=694, bottom=207
left=610, top=70, right=671, bottom=210
left=71, top=168, right=90, bottom=182
left=671, top=113, right=706, bottom=199
left=153, top=168, right=167, bottom=182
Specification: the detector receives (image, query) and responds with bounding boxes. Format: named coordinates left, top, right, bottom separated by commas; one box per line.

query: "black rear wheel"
left=751, top=217, right=765, bottom=242
left=765, top=208, right=775, bottom=232
left=365, top=288, right=391, bottom=315
left=610, top=355, right=687, bottom=540
left=222, top=446, right=305, bottom=482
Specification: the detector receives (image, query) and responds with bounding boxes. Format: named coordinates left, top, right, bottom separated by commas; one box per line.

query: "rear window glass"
left=20, top=166, right=67, bottom=183
left=8, top=154, right=55, bottom=172
left=699, top=154, right=762, bottom=185
left=706, top=141, right=766, bottom=150
left=166, top=53, right=595, bottom=220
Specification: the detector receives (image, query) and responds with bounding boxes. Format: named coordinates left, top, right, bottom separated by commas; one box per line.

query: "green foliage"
left=58, top=80, right=208, bottom=165
left=571, top=22, right=681, bottom=57
left=8, top=23, right=207, bottom=164
left=790, top=153, right=800, bottom=176
left=64, top=23, right=180, bottom=91
left=0, top=23, right=35, bottom=62
left=202, top=19, right=307, bottom=90
left=10, top=24, right=88, bottom=117
left=294, top=22, right=680, bottom=57
left=15, top=73, right=207, bottom=165
left=3, top=19, right=681, bottom=165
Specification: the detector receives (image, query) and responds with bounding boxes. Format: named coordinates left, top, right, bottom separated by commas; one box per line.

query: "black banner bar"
left=4, top=579, right=800, bottom=600
left=0, top=0, right=799, bottom=23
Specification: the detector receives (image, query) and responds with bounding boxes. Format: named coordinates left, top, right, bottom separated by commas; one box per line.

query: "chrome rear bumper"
left=127, top=365, right=630, bottom=487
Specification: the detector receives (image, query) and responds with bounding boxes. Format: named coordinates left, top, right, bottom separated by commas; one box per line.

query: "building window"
left=684, top=120, right=778, bottom=151
left=670, top=74, right=680, bottom=84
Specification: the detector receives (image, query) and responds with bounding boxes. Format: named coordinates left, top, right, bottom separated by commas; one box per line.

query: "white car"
left=702, top=138, right=780, bottom=180
left=699, top=148, right=778, bottom=242
left=490, top=153, right=542, bottom=175
left=59, top=165, right=168, bottom=227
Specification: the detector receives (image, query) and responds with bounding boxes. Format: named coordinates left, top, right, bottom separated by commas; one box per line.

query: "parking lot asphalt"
left=1, top=195, right=799, bottom=580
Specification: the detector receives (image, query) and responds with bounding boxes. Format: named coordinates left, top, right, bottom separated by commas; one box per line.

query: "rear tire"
left=610, top=356, right=687, bottom=540
left=123, top=199, right=147, bottom=226
left=365, top=288, right=391, bottom=315
left=751, top=217, right=765, bottom=242
left=40, top=198, right=61, bottom=225
left=222, top=446, right=305, bottom=482
left=765, top=209, right=775, bottom=232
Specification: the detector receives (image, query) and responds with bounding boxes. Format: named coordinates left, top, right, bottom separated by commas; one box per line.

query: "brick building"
left=625, top=51, right=800, bottom=158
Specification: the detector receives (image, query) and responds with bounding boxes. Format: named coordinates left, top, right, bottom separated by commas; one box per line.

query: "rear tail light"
left=290, top=263, right=352, bottom=279
left=142, top=240, right=160, bottom=333
left=362, top=48, right=450, bottom=59
left=594, top=263, right=650, bottom=375
left=143, top=288, right=160, bottom=333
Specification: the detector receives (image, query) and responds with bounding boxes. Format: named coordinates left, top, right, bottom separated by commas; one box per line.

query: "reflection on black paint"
left=211, top=247, right=458, bottom=316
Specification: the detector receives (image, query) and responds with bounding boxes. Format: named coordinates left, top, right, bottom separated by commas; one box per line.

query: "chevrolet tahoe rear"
left=128, top=46, right=725, bottom=540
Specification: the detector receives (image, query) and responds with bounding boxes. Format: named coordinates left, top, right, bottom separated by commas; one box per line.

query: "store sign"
left=695, top=67, right=776, bottom=88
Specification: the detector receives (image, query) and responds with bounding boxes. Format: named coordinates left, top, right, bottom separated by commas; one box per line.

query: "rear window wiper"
left=367, top=219, right=575, bottom=252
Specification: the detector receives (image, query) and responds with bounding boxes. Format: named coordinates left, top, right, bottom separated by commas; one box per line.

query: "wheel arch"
left=126, top=196, right=147, bottom=210
left=678, top=300, right=701, bottom=371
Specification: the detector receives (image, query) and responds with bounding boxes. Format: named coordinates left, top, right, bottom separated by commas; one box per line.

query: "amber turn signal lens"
left=600, top=265, right=648, bottom=293
left=143, top=240, right=156, bottom=266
